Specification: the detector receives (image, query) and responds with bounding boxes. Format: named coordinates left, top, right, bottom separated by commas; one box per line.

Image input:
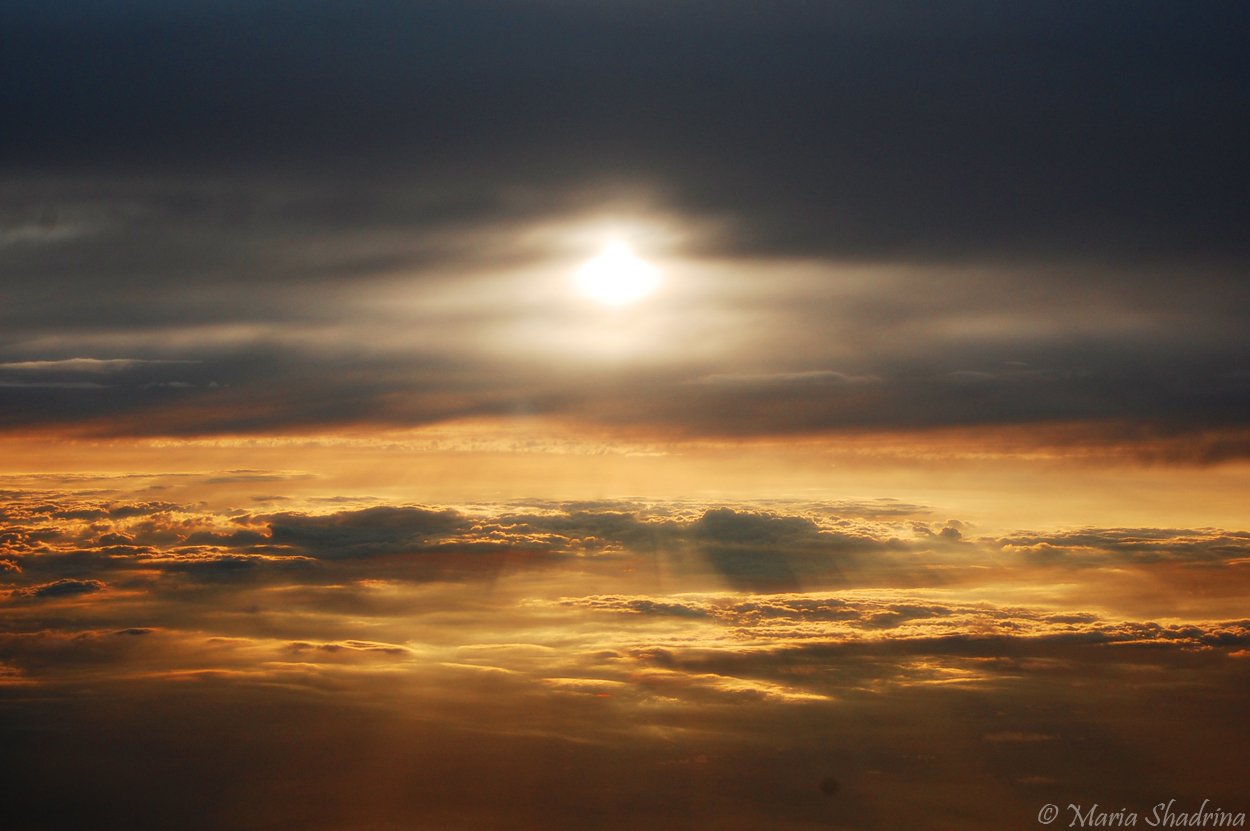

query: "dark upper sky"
left=2, top=0, right=1248, bottom=443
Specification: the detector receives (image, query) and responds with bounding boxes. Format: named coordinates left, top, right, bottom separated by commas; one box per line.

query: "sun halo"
left=574, top=241, right=660, bottom=306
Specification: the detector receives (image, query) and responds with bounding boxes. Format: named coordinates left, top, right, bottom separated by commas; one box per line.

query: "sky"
left=2, top=2, right=1249, bottom=829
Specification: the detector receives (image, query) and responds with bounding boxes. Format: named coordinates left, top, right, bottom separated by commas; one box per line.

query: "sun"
left=574, top=241, right=660, bottom=306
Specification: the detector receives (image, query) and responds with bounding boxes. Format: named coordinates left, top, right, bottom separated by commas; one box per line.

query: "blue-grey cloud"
left=0, top=2, right=1247, bottom=446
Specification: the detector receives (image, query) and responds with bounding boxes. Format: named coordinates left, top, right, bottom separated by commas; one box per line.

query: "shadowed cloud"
left=0, top=488, right=1248, bottom=829
left=0, top=2, right=1247, bottom=449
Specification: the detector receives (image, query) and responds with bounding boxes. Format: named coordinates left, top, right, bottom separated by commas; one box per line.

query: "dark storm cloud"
left=1, top=228, right=1247, bottom=442
left=1, top=1, right=1249, bottom=443
left=4, top=0, right=1248, bottom=263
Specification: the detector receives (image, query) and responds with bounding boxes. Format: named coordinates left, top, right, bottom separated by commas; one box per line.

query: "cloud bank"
left=2, top=489, right=1248, bottom=828
left=1, top=1, right=1248, bottom=448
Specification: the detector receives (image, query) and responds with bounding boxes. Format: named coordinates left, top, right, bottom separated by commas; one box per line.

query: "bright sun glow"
left=574, top=241, right=660, bottom=306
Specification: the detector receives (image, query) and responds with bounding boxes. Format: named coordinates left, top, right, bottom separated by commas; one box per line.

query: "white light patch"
left=574, top=241, right=660, bottom=306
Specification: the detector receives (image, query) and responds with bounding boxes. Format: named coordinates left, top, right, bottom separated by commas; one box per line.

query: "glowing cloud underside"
left=575, top=241, right=660, bottom=305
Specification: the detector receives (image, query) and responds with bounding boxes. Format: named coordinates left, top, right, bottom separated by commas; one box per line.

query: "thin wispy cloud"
left=0, top=359, right=199, bottom=372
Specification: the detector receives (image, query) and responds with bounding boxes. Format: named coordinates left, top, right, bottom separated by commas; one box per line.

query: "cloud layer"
left=1, top=2, right=1249, bottom=446
left=4, top=6, right=1248, bottom=827
left=2, top=489, right=1249, bottom=828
